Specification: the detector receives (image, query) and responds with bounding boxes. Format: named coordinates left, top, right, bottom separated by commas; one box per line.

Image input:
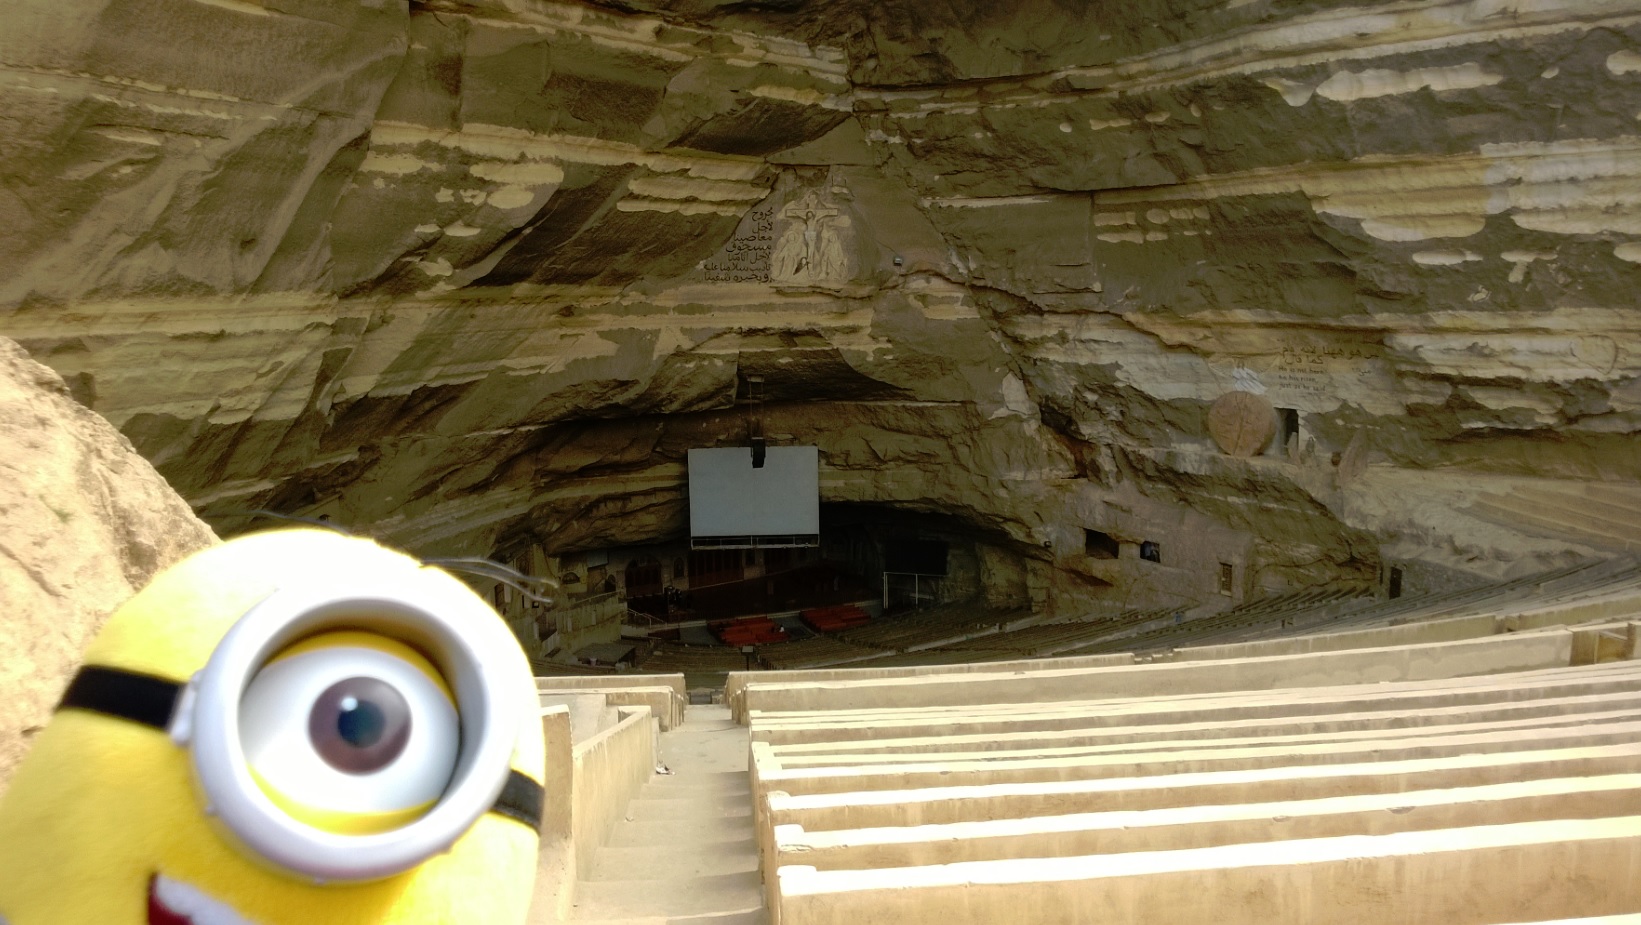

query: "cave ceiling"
left=3, top=0, right=1640, bottom=611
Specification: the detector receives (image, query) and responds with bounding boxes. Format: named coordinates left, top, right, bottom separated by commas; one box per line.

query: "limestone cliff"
left=2, top=0, right=1638, bottom=615
left=0, top=337, right=216, bottom=792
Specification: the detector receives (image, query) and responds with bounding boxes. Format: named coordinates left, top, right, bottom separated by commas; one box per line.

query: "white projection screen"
left=688, top=446, right=820, bottom=539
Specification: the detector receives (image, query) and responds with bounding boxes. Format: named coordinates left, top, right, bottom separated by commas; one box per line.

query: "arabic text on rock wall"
left=701, top=207, right=774, bottom=283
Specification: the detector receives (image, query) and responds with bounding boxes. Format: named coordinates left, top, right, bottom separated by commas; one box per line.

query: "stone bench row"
left=752, top=714, right=1641, bottom=811
left=742, top=629, right=1579, bottom=717
left=748, top=657, right=1641, bottom=925
left=748, top=664, right=1641, bottom=853
left=773, top=773, right=1641, bottom=872
left=775, top=816, right=1641, bottom=925
left=762, top=696, right=1641, bottom=767
left=765, top=742, right=1641, bottom=833
left=749, top=661, right=1641, bottom=745
left=726, top=610, right=1640, bottom=720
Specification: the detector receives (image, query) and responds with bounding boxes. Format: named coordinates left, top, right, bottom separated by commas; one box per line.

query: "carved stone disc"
left=1208, top=391, right=1276, bottom=457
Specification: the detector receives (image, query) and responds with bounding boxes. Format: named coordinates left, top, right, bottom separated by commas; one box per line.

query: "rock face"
left=1, top=0, right=1638, bottom=617
left=0, top=337, right=216, bottom=793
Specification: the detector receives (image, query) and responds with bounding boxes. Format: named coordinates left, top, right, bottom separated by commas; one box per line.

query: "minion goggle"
left=54, top=579, right=542, bottom=883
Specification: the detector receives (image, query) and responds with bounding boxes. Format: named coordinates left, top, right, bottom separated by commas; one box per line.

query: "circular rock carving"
left=1574, top=335, right=1619, bottom=375
left=1208, top=391, right=1276, bottom=457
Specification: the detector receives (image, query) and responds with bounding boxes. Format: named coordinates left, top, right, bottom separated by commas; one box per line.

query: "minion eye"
left=238, top=633, right=459, bottom=834
left=309, top=677, right=411, bottom=773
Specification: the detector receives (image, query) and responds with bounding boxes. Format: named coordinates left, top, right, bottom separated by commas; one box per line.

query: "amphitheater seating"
left=746, top=604, right=1033, bottom=670
left=714, top=558, right=1641, bottom=722
left=911, top=607, right=1176, bottom=660
left=744, top=628, right=1641, bottom=925
left=801, top=605, right=871, bottom=633
left=715, top=616, right=790, bottom=646
left=889, top=558, right=1641, bottom=663
left=760, top=593, right=1356, bottom=669
left=840, top=647, right=1021, bottom=667
left=752, top=588, right=1367, bottom=672
left=1049, top=586, right=1372, bottom=655
left=531, top=657, right=619, bottom=677
left=542, top=558, right=1641, bottom=925
left=1259, top=557, right=1641, bottom=640
left=758, top=634, right=890, bottom=670
left=635, top=641, right=749, bottom=690
left=834, top=603, right=1026, bottom=651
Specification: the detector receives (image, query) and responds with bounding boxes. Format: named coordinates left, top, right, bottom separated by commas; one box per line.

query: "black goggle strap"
left=55, top=664, right=545, bottom=832
left=58, top=664, right=181, bottom=731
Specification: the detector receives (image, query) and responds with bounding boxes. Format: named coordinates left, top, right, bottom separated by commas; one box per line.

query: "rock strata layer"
left=2, top=0, right=1638, bottom=615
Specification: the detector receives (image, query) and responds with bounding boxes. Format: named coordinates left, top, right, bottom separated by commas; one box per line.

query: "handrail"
left=557, top=589, right=620, bottom=609
left=623, top=610, right=665, bottom=628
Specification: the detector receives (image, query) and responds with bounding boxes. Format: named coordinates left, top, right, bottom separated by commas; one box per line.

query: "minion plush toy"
left=0, top=529, right=546, bottom=925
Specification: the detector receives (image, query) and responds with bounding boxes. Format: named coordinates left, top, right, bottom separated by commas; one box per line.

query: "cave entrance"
left=553, top=504, right=1027, bottom=635
left=820, top=503, right=1022, bottom=617
left=882, top=537, right=950, bottom=610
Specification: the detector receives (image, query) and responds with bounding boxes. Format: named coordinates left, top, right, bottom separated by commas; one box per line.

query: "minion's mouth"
left=148, top=874, right=258, bottom=925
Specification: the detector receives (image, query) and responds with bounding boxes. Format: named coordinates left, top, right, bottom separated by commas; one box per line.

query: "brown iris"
left=308, top=677, right=412, bottom=774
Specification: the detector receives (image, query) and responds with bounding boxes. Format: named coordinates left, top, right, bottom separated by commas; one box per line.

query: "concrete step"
left=607, top=815, right=754, bottom=847
left=569, top=871, right=764, bottom=919
left=566, top=911, right=765, bottom=925
left=644, top=770, right=751, bottom=793
left=639, top=774, right=751, bottom=793
left=633, top=783, right=753, bottom=804
left=676, top=719, right=744, bottom=733
left=663, top=750, right=750, bottom=775
left=588, top=838, right=760, bottom=881
left=623, top=794, right=752, bottom=820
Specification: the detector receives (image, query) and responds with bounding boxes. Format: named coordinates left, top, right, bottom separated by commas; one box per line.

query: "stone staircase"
left=568, top=705, right=766, bottom=925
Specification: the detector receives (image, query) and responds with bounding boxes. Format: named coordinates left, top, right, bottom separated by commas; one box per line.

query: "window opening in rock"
left=1218, top=562, right=1234, bottom=595
left=1388, top=566, right=1404, bottom=599
left=1140, top=541, right=1161, bottom=563
left=1084, top=529, right=1120, bottom=560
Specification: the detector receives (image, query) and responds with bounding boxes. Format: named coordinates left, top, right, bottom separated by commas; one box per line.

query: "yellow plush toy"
left=0, top=529, right=546, bottom=925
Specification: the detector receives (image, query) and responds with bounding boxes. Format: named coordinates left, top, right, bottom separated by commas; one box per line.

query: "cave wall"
left=2, top=0, right=1638, bottom=614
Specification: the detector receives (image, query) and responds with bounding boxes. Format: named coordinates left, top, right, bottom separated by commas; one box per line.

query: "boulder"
left=0, top=337, right=215, bottom=793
